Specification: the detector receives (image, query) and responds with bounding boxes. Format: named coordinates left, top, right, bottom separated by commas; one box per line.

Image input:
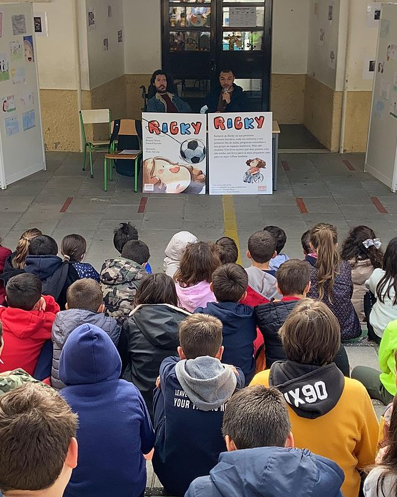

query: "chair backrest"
left=110, top=119, right=140, bottom=137
left=80, top=109, right=111, bottom=125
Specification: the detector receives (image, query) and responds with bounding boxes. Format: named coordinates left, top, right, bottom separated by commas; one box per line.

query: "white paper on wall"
left=5, top=115, right=19, bottom=136
left=1, top=95, right=15, bottom=113
left=229, top=7, right=256, bottom=28
left=363, top=58, right=376, bottom=79
left=319, top=28, right=325, bottom=46
left=329, top=49, right=336, bottom=69
left=367, top=2, right=382, bottom=28
left=375, top=100, right=385, bottom=117
left=11, top=14, right=26, bottom=35
left=380, top=79, right=391, bottom=100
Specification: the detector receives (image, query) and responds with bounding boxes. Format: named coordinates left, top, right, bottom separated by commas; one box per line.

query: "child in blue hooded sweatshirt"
left=59, top=323, right=154, bottom=497
left=186, top=385, right=345, bottom=497
left=195, top=263, right=256, bottom=384
left=152, top=314, right=245, bottom=497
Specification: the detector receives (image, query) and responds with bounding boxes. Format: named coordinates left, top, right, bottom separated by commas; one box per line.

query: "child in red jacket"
left=0, top=273, right=60, bottom=375
left=0, top=240, right=12, bottom=305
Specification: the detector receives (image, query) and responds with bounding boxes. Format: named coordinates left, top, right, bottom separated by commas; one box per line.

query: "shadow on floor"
left=279, top=124, right=326, bottom=150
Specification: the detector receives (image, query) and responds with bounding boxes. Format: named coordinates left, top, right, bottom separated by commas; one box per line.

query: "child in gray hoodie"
left=152, top=314, right=244, bottom=496
left=51, top=279, right=120, bottom=390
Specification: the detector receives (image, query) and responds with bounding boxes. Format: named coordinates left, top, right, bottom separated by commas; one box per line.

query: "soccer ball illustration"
left=180, top=139, right=206, bottom=165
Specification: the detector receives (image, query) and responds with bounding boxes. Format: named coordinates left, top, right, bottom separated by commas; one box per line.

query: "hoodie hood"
left=269, top=361, right=344, bottom=419
left=129, top=304, right=190, bottom=350
left=25, top=255, right=63, bottom=280
left=0, top=306, right=51, bottom=339
left=269, top=253, right=289, bottom=271
left=175, top=356, right=237, bottom=411
left=199, top=302, right=254, bottom=337
left=100, top=257, right=145, bottom=286
left=176, top=280, right=216, bottom=312
left=245, top=266, right=281, bottom=300
left=164, top=231, right=198, bottom=277
left=59, top=323, right=121, bottom=386
left=203, top=447, right=344, bottom=497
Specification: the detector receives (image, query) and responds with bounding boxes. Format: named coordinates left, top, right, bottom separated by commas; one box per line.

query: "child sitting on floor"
left=243, top=231, right=281, bottom=305
left=215, top=237, right=238, bottom=265
left=101, top=240, right=149, bottom=323
left=0, top=237, right=11, bottom=305
left=51, top=279, right=121, bottom=391
left=61, top=234, right=100, bottom=282
left=174, top=241, right=220, bottom=312
left=114, top=222, right=152, bottom=274
left=0, top=273, right=59, bottom=375
left=195, top=263, right=256, bottom=384
left=163, top=231, right=198, bottom=277
left=264, top=225, right=289, bottom=271
left=153, top=314, right=244, bottom=496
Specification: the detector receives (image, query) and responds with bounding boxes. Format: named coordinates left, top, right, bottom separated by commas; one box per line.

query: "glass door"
left=161, top=0, right=271, bottom=112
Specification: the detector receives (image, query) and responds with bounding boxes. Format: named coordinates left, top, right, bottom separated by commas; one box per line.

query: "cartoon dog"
left=243, top=158, right=266, bottom=184
left=143, top=157, right=205, bottom=194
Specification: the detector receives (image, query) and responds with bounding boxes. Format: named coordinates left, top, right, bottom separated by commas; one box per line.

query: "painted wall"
left=33, top=0, right=77, bottom=90
left=85, top=0, right=125, bottom=89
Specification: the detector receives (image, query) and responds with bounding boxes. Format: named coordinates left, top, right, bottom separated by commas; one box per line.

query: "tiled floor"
left=0, top=150, right=392, bottom=494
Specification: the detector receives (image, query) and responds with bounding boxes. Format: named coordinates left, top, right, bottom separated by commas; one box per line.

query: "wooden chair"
left=79, top=109, right=111, bottom=178
left=104, top=119, right=142, bottom=192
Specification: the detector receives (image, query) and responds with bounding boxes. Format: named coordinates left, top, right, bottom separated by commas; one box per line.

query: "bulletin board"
left=0, top=2, right=45, bottom=190
left=366, top=3, right=397, bottom=192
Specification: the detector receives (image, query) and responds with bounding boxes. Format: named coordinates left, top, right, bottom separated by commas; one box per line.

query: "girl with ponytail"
left=12, top=228, right=42, bottom=269
left=307, top=223, right=361, bottom=341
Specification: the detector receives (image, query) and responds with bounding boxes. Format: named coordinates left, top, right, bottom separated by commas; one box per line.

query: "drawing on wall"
left=11, top=67, right=25, bottom=84
left=319, top=28, right=325, bottom=46
left=393, top=72, right=397, bottom=91
left=2, top=95, right=16, bottom=113
left=378, top=61, right=385, bottom=73
left=390, top=100, right=397, bottom=118
left=328, top=4, right=333, bottom=22
left=108, top=5, right=112, bottom=17
left=5, top=116, right=19, bottom=137
left=363, top=58, right=376, bottom=79
left=329, top=49, right=336, bottom=69
left=23, top=36, right=35, bottom=63
left=9, top=41, right=22, bottom=62
left=367, top=2, right=382, bottom=28
left=103, top=38, right=109, bottom=51
left=380, top=79, right=391, bottom=100
left=380, top=19, right=390, bottom=38
left=118, top=30, right=123, bottom=43
left=12, top=14, right=26, bottom=35
left=375, top=100, right=385, bottom=117
left=88, top=11, right=95, bottom=30
left=0, top=53, right=9, bottom=82
left=20, top=89, right=34, bottom=111
left=22, top=109, right=36, bottom=131
left=34, top=13, right=48, bottom=37
left=387, top=44, right=397, bottom=61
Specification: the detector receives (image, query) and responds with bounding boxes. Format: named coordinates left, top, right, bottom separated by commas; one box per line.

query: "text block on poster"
left=142, top=112, right=207, bottom=195
left=208, top=112, right=273, bottom=195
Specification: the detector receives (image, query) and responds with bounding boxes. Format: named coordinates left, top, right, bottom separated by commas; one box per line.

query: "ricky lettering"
left=213, top=116, right=265, bottom=131
left=148, top=120, right=202, bottom=136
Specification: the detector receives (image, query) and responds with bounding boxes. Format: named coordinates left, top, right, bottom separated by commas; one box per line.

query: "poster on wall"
left=34, top=13, right=48, bottom=37
left=2, top=95, right=16, bottom=113
left=328, top=4, right=333, bottom=23
left=208, top=112, right=273, bottom=195
left=329, top=49, right=336, bottom=69
left=118, top=30, right=123, bottom=43
left=142, top=113, right=207, bottom=194
left=23, top=36, right=35, bottom=63
left=11, top=66, right=25, bottom=84
left=367, top=2, right=381, bottom=28
left=11, top=14, right=26, bottom=35
left=20, top=89, right=34, bottom=110
left=363, top=58, right=376, bottom=80
left=22, top=109, right=36, bottom=131
left=380, top=79, right=391, bottom=100
left=319, top=28, right=325, bottom=46
left=88, top=11, right=95, bottom=31
left=9, top=40, right=22, bottom=61
left=0, top=53, right=9, bottom=82
left=229, top=7, right=256, bottom=28
left=5, top=116, right=19, bottom=137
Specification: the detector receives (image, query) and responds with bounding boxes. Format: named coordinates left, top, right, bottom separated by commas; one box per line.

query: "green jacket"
left=0, top=368, right=41, bottom=396
left=379, top=319, right=397, bottom=395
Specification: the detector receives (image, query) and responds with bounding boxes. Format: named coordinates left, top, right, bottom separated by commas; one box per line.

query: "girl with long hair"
left=366, top=237, right=397, bottom=340
left=9, top=228, right=42, bottom=270
left=307, top=223, right=361, bottom=341
left=174, top=241, right=221, bottom=312
left=60, top=234, right=100, bottom=282
left=122, top=273, right=190, bottom=416
left=341, top=226, right=383, bottom=323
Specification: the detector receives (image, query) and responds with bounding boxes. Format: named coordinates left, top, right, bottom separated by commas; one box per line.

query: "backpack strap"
left=109, top=119, right=121, bottom=148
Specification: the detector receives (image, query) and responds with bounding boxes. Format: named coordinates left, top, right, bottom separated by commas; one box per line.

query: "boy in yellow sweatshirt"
left=250, top=299, right=379, bottom=497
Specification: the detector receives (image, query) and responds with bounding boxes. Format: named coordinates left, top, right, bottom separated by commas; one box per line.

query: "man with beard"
left=205, top=68, right=248, bottom=113
left=146, top=70, right=191, bottom=113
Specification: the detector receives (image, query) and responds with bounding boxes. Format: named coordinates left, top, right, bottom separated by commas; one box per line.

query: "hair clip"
left=363, top=238, right=381, bottom=249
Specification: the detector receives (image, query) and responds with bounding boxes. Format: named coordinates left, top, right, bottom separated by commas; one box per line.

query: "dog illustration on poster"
left=143, top=157, right=206, bottom=194
left=243, top=158, right=266, bottom=184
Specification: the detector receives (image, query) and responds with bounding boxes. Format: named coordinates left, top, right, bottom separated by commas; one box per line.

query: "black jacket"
left=256, top=300, right=299, bottom=367
left=122, top=304, right=191, bottom=416
left=205, top=84, right=248, bottom=113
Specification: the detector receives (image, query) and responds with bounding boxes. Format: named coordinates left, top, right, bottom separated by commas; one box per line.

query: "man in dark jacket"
left=146, top=70, right=191, bottom=113
left=24, top=235, right=79, bottom=310
left=205, top=69, right=248, bottom=113
left=185, top=385, right=345, bottom=497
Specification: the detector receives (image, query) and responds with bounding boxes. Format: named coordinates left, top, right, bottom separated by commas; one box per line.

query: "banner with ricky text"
left=208, top=112, right=273, bottom=195
left=142, top=112, right=207, bottom=194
